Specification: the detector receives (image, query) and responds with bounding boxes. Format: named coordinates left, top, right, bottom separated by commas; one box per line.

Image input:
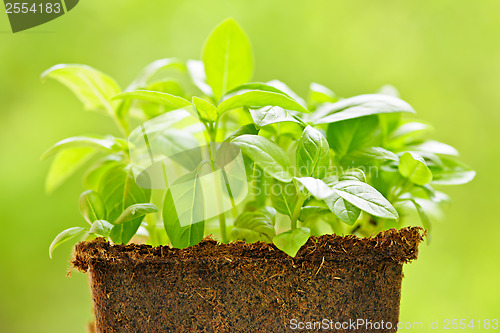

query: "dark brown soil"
left=74, top=227, right=424, bottom=333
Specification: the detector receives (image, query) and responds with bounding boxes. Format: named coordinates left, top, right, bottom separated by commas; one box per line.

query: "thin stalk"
left=290, top=192, right=308, bottom=230
left=205, top=120, right=229, bottom=243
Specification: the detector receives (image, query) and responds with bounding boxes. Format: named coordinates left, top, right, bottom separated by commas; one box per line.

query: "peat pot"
left=73, top=227, right=424, bottom=333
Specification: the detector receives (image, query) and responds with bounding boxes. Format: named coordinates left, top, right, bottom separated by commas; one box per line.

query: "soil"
left=73, top=227, right=424, bottom=333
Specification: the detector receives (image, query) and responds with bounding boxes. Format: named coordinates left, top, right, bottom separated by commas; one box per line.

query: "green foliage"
left=162, top=168, right=206, bottom=249
left=202, top=18, right=253, bottom=100
left=296, top=126, right=330, bottom=178
left=44, top=19, right=474, bottom=259
left=272, top=227, right=311, bottom=257
left=232, top=134, right=293, bottom=182
left=78, top=190, right=106, bottom=224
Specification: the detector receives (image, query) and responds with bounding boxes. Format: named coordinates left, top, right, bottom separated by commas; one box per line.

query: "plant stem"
left=205, top=120, right=229, bottom=243
left=290, top=193, right=308, bottom=229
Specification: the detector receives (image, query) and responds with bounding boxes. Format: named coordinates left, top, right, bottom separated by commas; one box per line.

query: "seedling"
left=44, top=19, right=474, bottom=258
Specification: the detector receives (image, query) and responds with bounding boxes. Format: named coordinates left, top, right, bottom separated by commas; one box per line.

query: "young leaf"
left=231, top=134, right=293, bottom=182
left=326, top=115, right=379, bottom=159
left=312, top=94, right=415, bottom=124
left=386, top=122, right=430, bottom=148
left=270, top=179, right=298, bottom=217
left=307, top=82, right=337, bottom=109
left=126, top=58, right=184, bottom=91
left=339, top=169, right=367, bottom=182
left=343, top=147, right=399, bottom=165
left=202, top=19, right=253, bottom=100
left=97, top=164, right=151, bottom=244
left=296, top=126, right=330, bottom=179
left=217, top=89, right=309, bottom=115
left=429, top=157, right=475, bottom=185
left=267, top=80, right=307, bottom=108
left=49, top=227, right=86, bottom=258
left=187, top=60, right=214, bottom=97
left=45, top=147, right=96, bottom=193
left=325, top=191, right=361, bottom=225
left=272, top=227, right=311, bottom=257
left=410, top=199, right=431, bottom=232
left=331, top=180, right=399, bottom=220
left=408, top=140, right=459, bottom=156
left=78, top=190, right=106, bottom=224
left=83, top=157, right=125, bottom=190
left=231, top=211, right=276, bottom=242
left=225, top=82, right=291, bottom=97
left=377, top=84, right=400, bottom=97
left=298, top=206, right=330, bottom=222
left=41, top=64, right=120, bottom=114
left=113, top=90, right=191, bottom=109
left=162, top=169, right=205, bottom=249
left=398, top=152, right=433, bottom=186
left=114, top=203, right=159, bottom=225
left=192, top=96, right=218, bottom=122
left=41, top=136, right=119, bottom=160
left=224, top=123, right=259, bottom=142
left=249, top=106, right=302, bottom=128
left=294, top=177, right=333, bottom=200
left=89, top=220, right=113, bottom=238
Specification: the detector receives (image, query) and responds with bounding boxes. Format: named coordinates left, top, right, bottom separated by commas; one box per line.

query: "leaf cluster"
left=44, top=19, right=474, bottom=258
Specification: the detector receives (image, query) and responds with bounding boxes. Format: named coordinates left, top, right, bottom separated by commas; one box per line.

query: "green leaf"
left=398, top=152, right=433, bottom=185
left=225, top=82, right=291, bottom=96
left=376, top=84, right=400, bottom=97
left=126, top=58, right=184, bottom=91
left=294, top=177, right=332, bottom=200
left=186, top=60, right=213, bottom=97
left=192, top=96, right=217, bottom=122
left=49, top=227, right=86, bottom=259
left=45, top=147, right=96, bottom=193
left=343, top=147, right=399, bottom=165
left=298, top=206, right=330, bottom=222
left=267, top=80, right=307, bottom=107
left=162, top=168, right=205, bottom=249
left=270, top=179, right=298, bottom=217
left=78, top=190, right=106, bottom=224
left=296, top=126, right=330, bottom=178
left=83, top=157, right=125, bottom=190
left=97, top=164, right=151, bottom=244
left=231, top=134, right=292, bottom=182
left=217, top=89, right=309, bottom=115
left=326, top=115, right=379, bottom=159
left=114, top=203, right=159, bottom=225
left=231, top=211, right=276, bottom=242
left=387, top=122, right=430, bottom=148
left=325, top=191, right=361, bottom=225
left=307, top=82, right=337, bottom=109
left=339, top=169, right=367, bottom=182
left=407, top=140, right=459, bottom=156
left=331, top=180, right=399, bottom=219
left=272, top=227, right=311, bottom=257
left=113, top=90, right=191, bottom=109
left=224, top=123, right=259, bottom=142
left=429, top=157, right=475, bottom=185
left=89, top=220, right=113, bottom=238
left=313, top=94, right=415, bottom=124
left=41, top=136, right=118, bottom=160
left=202, top=19, right=253, bottom=100
left=249, top=106, right=303, bottom=128
left=41, top=64, right=120, bottom=114
left=411, top=199, right=431, bottom=231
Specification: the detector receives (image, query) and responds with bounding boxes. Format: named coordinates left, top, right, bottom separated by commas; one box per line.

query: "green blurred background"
left=1, top=0, right=498, bottom=331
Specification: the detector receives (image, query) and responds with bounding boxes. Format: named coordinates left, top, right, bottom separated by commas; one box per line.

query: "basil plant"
left=45, top=19, right=474, bottom=258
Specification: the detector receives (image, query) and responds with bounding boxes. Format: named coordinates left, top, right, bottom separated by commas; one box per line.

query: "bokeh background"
left=1, top=0, right=499, bottom=331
